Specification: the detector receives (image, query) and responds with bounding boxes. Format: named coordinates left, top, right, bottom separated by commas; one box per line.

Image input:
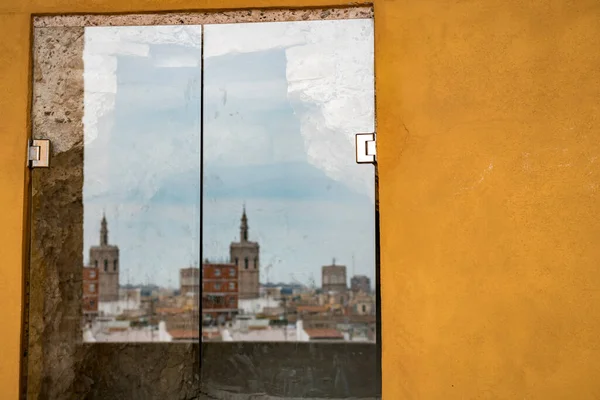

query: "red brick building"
left=83, top=266, right=99, bottom=324
left=202, top=263, right=238, bottom=323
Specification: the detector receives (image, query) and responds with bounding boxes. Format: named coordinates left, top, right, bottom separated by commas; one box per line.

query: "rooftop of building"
left=155, top=307, right=190, bottom=315
left=202, top=261, right=236, bottom=267
left=224, top=326, right=297, bottom=342
left=304, top=328, right=344, bottom=340
left=229, top=241, right=259, bottom=247
left=168, top=329, right=200, bottom=340
left=91, top=327, right=163, bottom=342
left=296, top=305, right=329, bottom=313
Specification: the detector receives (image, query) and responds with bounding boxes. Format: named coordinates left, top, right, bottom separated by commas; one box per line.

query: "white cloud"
left=204, top=79, right=287, bottom=104
left=204, top=22, right=303, bottom=58
left=154, top=54, right=200, bottom=68
left=204, top=19, right=375, bottom=200
left=84, top=25, right=202, bottom=145
left=85, top=21, right=374, bottom=197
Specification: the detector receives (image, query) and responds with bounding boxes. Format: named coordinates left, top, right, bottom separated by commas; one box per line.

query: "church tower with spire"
left=230, top=205, right=260, bottom=299
left=89, top=213, right=120, bottom=302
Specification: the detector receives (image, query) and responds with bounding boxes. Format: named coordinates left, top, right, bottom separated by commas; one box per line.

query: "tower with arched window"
left=89, top=213, right=120, bottom=301
left=229, top=206, right=260, bottom=299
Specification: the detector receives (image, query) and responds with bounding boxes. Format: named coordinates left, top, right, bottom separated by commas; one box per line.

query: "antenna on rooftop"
left=265, top=264, right=272, bottom=286
left=308, top=273, right=316, bottom=290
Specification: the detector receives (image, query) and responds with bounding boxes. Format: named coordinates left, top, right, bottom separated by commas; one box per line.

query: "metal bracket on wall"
left=356, top=133, right=376, bottom=164
left=28, top=139, right=50, bottom=168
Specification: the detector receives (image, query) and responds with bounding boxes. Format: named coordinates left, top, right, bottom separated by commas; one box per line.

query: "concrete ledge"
left=70, top=342, right=380, bottom=399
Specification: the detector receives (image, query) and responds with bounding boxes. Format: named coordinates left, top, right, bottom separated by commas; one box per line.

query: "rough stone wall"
left=28, top=26, right=85, bottom=400
left=32, top=7, right=374, bottom=27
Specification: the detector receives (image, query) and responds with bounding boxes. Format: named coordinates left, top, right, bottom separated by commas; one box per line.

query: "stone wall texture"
left=28, top=26, right=85, bottom=400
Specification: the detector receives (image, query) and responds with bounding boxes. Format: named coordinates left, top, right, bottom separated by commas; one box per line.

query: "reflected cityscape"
left=81, top=19, right=376, bottom=344
left=82, top=209, right=376, bottom=343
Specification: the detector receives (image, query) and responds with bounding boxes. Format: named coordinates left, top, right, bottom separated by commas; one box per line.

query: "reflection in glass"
left=82, top=25, right=202, bottom=343
left=202, top=19, right=376, bottom=343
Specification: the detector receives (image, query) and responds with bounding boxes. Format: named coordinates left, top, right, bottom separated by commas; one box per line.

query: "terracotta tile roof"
left=155, top=307, right=187, bottom=315
left=304, top=328, right=344, bottom=339
left=297, top=305, right=328, bottom=313
left=168, top=329, right=200, bottom=340
left=202, top=330, right=222, bottom=340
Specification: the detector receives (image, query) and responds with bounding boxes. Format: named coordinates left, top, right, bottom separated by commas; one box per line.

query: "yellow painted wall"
left=2, top=0, right=600, bottom=399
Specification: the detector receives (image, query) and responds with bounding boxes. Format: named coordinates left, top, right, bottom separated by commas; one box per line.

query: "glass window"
left=26, top=10, right=378, bottom=400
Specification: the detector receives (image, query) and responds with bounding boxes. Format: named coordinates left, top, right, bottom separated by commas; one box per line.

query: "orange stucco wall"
left=3, top=0, right=600, bottom=399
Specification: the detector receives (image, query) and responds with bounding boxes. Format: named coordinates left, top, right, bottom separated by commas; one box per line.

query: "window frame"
left=22, top=8, right=381, bottom=400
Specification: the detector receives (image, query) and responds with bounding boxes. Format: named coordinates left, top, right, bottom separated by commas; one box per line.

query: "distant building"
left=322, top=260, right=347, bottom=293
left=202, top=263, right=239, bottom=323
left=98, top=288, right=142, bottom=318
left=230, top=207, right=260, bottom=299
left=180, top=266, right=200, bottom=297
left=89, top=214, right=119, bottom=302
left=350, top=292, right=375, bottom=316
left=351, top=275, right=371, bottom=294
left=162, top=310, right=199, bottom=342
left=82, top=266, right=99, bottom=324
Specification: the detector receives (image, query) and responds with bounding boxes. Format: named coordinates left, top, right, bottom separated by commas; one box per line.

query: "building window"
left=229, top=268, right=235, bottom=276
left=229, top=282, right=235, bottom=290
left=234, top=257, right=238, bottom=266
left=215, top=283, right=221, bottom=290
left=104, top=260, right=108, bottom=272
left=113, top=259, right=118, bottom=271
left=90, top=300, right=95, bottom=306
left=90, top=284, right=96, bottom=293
left=362, top=304, right=366, bottom=313
left=229, top=297, right=236, bottom=305
left=90, top=270, right=96, bottom=278
left=244, top=257, right=249, bottom=270
left=214, top=268, right=221, bottom=277
left=94, top=260, right=98, bottom=268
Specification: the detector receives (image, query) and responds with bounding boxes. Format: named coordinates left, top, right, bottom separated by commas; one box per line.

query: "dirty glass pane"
left=203, top=17, right=375, bottom=344
left=82, top=25, right=202, bottom=343
left=200, top=18, right=379, bottom=398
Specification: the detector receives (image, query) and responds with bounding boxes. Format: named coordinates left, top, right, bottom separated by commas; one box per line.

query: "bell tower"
left=230, top=205, right=260, bottom=299
left=89, top=213, right=120, bottom=302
